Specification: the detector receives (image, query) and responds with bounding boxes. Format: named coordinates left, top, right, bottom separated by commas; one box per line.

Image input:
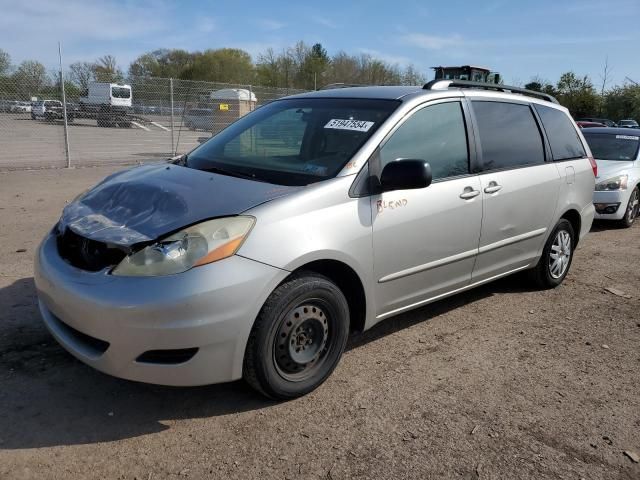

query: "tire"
left=243, top=272, right=350, bottom=399
left=617, top=187, right=639, bottom=228
left=529, top=219, right=575, bottom=289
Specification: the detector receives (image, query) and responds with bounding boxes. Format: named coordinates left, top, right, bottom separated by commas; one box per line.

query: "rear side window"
left=534, top=104, right=586, bottom=160
left=472, top=101, right=545, bottom=171
left=380, top=101, right=469, bottom=180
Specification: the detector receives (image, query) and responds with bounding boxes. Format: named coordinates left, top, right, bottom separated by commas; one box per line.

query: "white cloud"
left=0, top=0, right=174, bottom=69
left=0, top=0, right=169, bottom=42
left=400, top=33, right=465, bottom=50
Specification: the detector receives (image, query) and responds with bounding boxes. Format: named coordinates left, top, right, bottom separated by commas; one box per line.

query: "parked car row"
left=132, top=105, right=183, bottom=116
left=0, top=100, right=32, bottom=113
left=576, top=117, right=639, bottom=129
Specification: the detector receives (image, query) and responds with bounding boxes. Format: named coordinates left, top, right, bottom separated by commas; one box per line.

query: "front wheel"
left=243, top=273, right=349, bottom=399
left=618, top=187, right=639, bottom=228
left=529, top=219, right=575, bottom=289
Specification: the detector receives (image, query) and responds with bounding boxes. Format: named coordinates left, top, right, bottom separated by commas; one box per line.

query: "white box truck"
left=79, top=83, right=132, bottom=127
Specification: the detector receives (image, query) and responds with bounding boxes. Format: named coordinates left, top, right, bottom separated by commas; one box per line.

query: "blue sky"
left=2, top=0, right=640, bottom=87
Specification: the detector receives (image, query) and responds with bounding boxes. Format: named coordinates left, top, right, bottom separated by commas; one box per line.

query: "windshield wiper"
left=201, top=165, right=265, bottom=182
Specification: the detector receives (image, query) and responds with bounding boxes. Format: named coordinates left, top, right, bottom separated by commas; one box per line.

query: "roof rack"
left=319, top=83, right=365, bottom=90
left=422, top=79, right=559, bottom=104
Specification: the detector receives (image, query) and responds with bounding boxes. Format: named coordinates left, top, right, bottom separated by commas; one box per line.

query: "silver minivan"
left=35, top=81, right=596, bottom=398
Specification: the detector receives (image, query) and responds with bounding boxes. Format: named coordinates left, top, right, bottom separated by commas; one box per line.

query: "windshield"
left=618, top=120, right=638, bottom=126
left=583, top=133, right=640, bottom=161
left=111, top=87, right=131, bottom=99
left=185, top=98, right=399, bottom=186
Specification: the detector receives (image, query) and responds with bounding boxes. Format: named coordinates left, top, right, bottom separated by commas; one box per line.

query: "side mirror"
left=380, top=159, right=432, bottom=192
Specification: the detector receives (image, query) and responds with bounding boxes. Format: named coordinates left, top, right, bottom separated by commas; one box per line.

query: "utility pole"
left=170, top=78, right=175, bottom=155
left=58, top=41, right=71, bottom=168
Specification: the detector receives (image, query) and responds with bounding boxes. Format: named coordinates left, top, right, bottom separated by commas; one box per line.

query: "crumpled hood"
left=58, top=164, right=297, bottom=247
left=595, top=160, right=635, bottom=181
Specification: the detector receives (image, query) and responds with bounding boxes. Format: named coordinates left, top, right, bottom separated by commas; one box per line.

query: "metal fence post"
left=170, top=78, right=175, bottom=155
left=58, top=41, right=71, bottom=168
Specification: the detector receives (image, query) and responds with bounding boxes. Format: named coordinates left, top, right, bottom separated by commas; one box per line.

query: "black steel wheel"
left=243, top=272, right=349, bottom=399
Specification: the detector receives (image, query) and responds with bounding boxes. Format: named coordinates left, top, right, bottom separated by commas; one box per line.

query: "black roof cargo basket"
left=422, top=79, right=559, bottom=104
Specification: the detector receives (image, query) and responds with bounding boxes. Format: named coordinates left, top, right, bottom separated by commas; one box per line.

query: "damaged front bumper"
left=34, top=231, right=289, bottom=386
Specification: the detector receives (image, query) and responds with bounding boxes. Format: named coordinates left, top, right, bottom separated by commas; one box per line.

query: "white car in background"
left=12, top=101, right=32, bottom=113
left=583, top=127, right=640, bottom=227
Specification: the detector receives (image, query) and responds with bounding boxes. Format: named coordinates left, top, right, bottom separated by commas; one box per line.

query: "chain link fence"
left=0, top=75, right=307, bottom=170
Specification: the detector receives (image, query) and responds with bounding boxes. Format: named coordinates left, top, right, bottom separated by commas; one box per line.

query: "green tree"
left=0, top=49, right=10, bottom=76
left=183, top=48, right=254, bottom=83
left=402, top=65, right=426, bottom=86
left=12, top=60, right=48, bottom=98
left=128, top=52, right=159, bottom=78
left=297, top=43, right=330, bottom=89
left=525, top=76, right=556, bottom=96
left=68, top=61, right=95, bottom=91
left=93, top=55, right=124, bottom=83
left=555, top=72, right=598, bottom=117
left=255, top=48, right=281, bottom=87
left=128, top=49, right=194, bottom=78
left=603, top=85, right=640, bottom=121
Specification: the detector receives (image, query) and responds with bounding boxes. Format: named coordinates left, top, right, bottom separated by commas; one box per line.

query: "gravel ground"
left=0, top=166, right=639, bottom=480
left=0, top=113, right=204, bottom=170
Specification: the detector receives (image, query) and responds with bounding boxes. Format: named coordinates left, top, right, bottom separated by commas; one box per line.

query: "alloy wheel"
left=626, top=188, right=639, bottom=224
left=549, top=230, right=572, bottom=279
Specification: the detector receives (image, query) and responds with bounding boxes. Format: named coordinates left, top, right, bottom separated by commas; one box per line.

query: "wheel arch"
left=559, top=208, right=582, bottom=246
left=287, top=259, right=367, bottom=333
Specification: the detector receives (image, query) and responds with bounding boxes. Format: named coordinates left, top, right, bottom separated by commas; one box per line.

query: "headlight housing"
left=112, top=216, right=255, bottom=276
left=595, top=174, right=628, bottom=191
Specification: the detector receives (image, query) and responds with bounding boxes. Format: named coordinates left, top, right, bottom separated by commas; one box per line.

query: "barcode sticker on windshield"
left=616, top=135, right=639, bottom=140
left=325, top=119, right=374, bottom=132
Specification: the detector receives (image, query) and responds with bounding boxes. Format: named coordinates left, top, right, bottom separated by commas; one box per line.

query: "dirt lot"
left=0, top=166, right=639, bottom=480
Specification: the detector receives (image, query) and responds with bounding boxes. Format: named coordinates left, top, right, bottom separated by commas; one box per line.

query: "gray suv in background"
left=35, top=81, right=596, bottom=399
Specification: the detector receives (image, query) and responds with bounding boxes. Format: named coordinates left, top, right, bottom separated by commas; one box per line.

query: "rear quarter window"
left=534, top=104, right=586, bottom=160
left=472, top=101, right=545, bottom=171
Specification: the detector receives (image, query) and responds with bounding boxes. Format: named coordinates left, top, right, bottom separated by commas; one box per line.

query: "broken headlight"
left=112, top=216, right=255, bottom=276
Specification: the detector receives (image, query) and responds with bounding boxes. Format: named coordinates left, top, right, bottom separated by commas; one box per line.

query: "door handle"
left=459, top=187, right=481, bottom=200
left=484, top=181, right=502, bottom=194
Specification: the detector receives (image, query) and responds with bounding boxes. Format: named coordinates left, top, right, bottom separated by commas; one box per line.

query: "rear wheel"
left=529, top=219, right=575, bottom=289
left=618, top=187, right=639, bottom=228
left=243, top=273, right=349, bottom=399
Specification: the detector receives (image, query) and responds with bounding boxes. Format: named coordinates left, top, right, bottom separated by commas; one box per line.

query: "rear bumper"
left=35, top=231, right=289, bottom=386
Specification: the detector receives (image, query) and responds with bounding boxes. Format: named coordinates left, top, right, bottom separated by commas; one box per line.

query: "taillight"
left=588, top=156, right=597, bottom=177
